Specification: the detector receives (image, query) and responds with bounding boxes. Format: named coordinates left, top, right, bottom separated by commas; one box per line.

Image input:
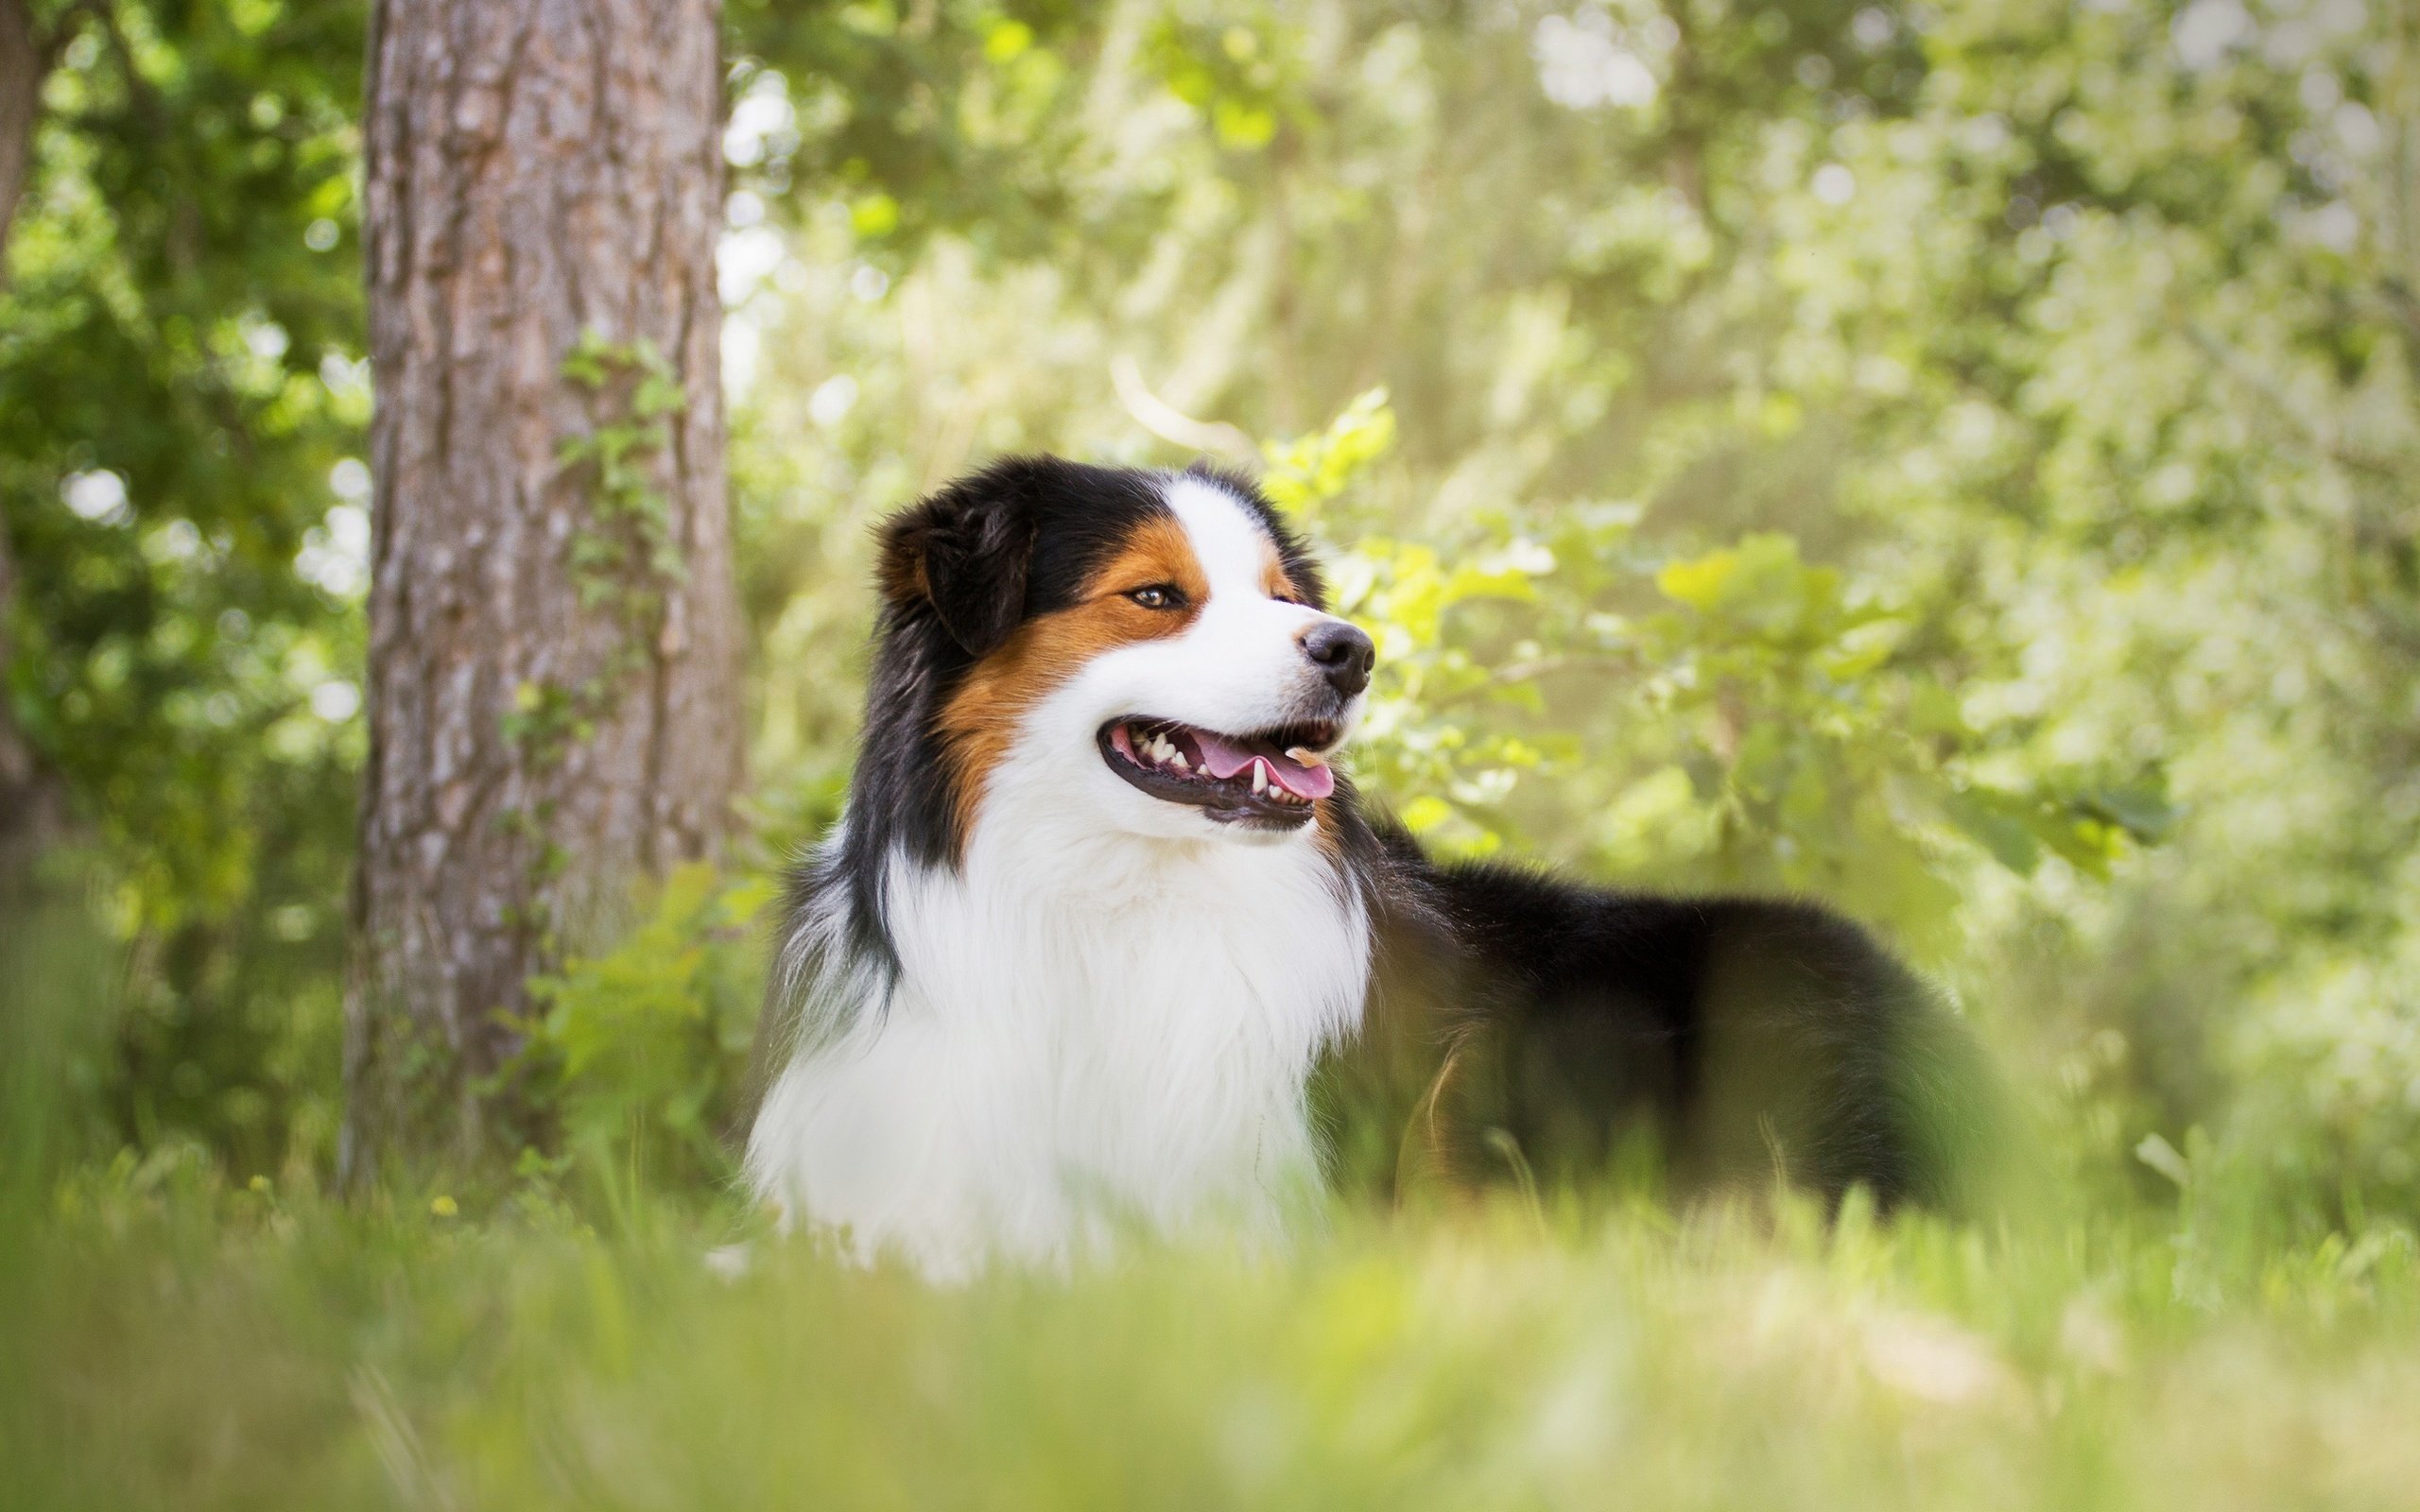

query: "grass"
left=9, top=902, right=2420, bottom=1511
left=7, top=1157, right=2420, bottom=1512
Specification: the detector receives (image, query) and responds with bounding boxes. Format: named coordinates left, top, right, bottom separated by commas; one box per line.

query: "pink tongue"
left=1189, top=730, right=1336, bottom=800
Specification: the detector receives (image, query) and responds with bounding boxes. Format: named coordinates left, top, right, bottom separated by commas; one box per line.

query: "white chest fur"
left=746, top=816, right=1371, bottom=1279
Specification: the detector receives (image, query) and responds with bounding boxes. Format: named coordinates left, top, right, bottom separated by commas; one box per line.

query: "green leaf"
left=1945, top=788, right=2042, bottom=875
left=2079, top=781, right=2178, bottom=845
left=1656, top=548, right=1739, bottom=611
left=850, top=193, right=901, bottom=238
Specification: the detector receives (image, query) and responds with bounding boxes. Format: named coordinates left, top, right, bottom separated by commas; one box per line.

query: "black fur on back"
left=1328, top=819, right=1981, bottom=1211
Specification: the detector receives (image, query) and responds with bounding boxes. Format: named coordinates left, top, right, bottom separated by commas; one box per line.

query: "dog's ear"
left=876, top=464, right=1041, bottom=657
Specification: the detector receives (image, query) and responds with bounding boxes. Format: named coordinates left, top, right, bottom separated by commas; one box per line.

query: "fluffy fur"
left=746, top=458, right=1972, bottom=1276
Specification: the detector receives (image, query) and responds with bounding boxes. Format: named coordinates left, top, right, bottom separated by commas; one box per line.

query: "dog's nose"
left=1299, top=620, right=1375, bottom=699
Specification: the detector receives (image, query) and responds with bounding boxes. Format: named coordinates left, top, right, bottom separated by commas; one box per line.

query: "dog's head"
left=869, top=457, right=1373, bottom=852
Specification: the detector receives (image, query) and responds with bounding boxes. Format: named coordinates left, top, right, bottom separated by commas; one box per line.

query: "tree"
left=0, top=0, right=66, bottom=883
left=0, top=1, right=43, bottom=254
left=1, top=0, right=37, bottom=872
left=346, top=0, right=742, bottom=1179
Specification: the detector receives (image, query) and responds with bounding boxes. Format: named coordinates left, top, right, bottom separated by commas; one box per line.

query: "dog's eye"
left=1125, top=585, right=1185, bottom=610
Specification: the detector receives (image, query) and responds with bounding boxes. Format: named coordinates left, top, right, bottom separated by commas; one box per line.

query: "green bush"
left=513, top=866, right=772, bottom=1199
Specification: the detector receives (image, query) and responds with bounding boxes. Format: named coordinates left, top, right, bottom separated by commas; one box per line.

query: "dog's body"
left=747, top=459, right=1968, bottom=1275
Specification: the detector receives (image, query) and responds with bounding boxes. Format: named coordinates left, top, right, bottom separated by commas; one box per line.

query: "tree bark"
left=0, top=0, right=66, bottom=891
left=0, top=0, right=41, bottom=255
left=347, top=0, right=742, bottom=1179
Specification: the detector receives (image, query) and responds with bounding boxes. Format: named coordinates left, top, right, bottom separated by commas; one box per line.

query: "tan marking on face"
left=1260, top=539, right=1305, bottom=604
left=1312, top=792, right=1345, bottom=855
left=935, top=514, right=1210, bottom=846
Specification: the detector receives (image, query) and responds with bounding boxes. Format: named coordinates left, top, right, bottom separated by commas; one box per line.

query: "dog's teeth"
left=1286, top=746, right=1327, bottom=768
left=1169, top=753, right=1188, bottom=772
left=1251, top=762, right=1269, bottom=795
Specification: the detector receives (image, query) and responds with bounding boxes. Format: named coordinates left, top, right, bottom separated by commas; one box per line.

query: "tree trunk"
left=0, top=0, right=65, bottom=892
left=0, top=0, right=41, bottom=257
left=347, top=0, right=742, bottom=1180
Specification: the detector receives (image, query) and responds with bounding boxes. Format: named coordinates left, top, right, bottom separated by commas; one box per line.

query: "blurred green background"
left=9, top=2, right=2420, bottom=1505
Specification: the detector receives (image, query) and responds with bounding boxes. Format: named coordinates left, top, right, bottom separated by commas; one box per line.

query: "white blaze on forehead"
left=1164, top=475, right=1277, bottom=598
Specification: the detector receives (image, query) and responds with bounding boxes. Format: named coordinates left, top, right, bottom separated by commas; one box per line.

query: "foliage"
left=1264, top=388, right=1555, bottom=857
left=557, top=330, right=692, bottom=623
left=724, top=0, right=1114, bottom=260
left=1267, top=387, right=2167, bottom=958
left=493, top=334, right=706, bottom=919
left=512, top=866, right=771, bottom=1195
left=1, top=0, right=368, bottom=1177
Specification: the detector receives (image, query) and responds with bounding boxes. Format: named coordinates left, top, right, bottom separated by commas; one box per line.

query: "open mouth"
left=1098, top=716, right=1340, bottom=829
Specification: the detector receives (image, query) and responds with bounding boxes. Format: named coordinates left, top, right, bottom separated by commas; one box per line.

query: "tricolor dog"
left=746, top=458, right=1969, bottom=1276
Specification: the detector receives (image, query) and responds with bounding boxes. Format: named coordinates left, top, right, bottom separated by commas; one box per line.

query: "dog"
left=745, top=457, right=1974, bottom=1276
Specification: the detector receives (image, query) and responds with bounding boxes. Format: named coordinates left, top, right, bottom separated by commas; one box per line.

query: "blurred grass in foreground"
left=8, top=892, right=2420, bottom=1512
left=7, top=1165, right=2420, bottom=1512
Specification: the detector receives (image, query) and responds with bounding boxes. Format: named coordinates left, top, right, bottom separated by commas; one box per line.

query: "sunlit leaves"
left=1261, top=387, right=1396, bottom=515
left=518, top=866, right=770, bottom=1191
left=1143, top=11, right=1304, bottom=153
left=1652, top=532, right=1863, bottom=646
left=727, top=1, right=1098, bottom=259
left=1251, top=357, right=2171, bottom=949
left=1259, top=394, right=1556, bottom=857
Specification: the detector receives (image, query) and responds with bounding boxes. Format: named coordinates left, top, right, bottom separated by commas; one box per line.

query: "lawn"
left=8, top=1159, right=2419, bottom=1511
